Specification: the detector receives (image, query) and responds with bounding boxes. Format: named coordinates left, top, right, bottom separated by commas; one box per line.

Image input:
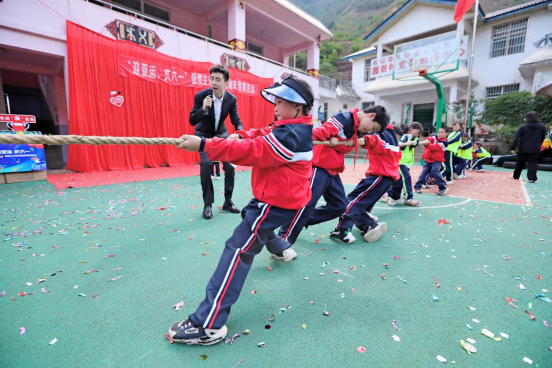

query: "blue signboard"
left=0, top=132, right=47, bottom=173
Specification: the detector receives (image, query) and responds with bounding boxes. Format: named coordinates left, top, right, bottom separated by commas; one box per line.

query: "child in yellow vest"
left=453, top=134, right=472, bottom=179
left=383, top=122, right=423, bottom=206
left=442, top=122, right=463, bottom=184
left=471, top=142, right=491, bottom=172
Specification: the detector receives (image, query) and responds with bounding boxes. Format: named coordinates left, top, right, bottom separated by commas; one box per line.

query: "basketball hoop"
left=411, top=66, right=428, bottom=76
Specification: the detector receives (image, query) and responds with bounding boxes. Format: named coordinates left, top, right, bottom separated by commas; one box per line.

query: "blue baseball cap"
left=261, top=75, right=313, bottom=107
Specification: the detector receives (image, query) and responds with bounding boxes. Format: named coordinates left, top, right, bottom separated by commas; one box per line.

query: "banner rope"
left=0, top=134, right=365, bottom=147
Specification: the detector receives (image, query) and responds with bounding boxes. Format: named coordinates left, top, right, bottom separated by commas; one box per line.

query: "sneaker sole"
left=329, top=234, right=356, bottom=244
left=169, top=324, right=228, bottom=346
left=363, top=222, right=387, bottom=243
left=272, top=248, right=297, bottom=262
left=404, top=201, right=420, bottom=207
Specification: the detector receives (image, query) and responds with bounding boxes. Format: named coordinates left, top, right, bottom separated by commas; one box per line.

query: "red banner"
left=66, top=21, right=274, bottom=172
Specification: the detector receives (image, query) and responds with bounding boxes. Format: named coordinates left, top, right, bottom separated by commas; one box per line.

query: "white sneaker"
left=446, top=180, right=454, bottom=185
left=211, top=175, right=216, bottom=179
left=475, top=169, right=484, bottom=172
left=216, top=175, right=221, bottom=180
left=387, top=198, right=397, bottom=206
left=363, top=222, right=387, bottom=243
left=272, top=247, right=297, bottom=262
left=367, top=212, right=379, bottom=222
left=457, top=174, right=466, bottom=179
left=453, top=173, right=459, bottom=179
left=381, top=193, right=390, bottom=203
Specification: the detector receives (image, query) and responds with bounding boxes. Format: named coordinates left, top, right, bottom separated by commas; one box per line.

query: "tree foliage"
left=482, top=91, right=552, bottom=140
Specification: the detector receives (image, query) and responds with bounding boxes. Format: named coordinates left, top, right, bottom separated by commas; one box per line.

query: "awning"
left=518, top=45, right=552, bottom=79
left=534, top=80, right=552, bottom=98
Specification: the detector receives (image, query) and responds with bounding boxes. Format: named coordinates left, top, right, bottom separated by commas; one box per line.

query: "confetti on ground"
left=357, top=346, right=366, bottom=353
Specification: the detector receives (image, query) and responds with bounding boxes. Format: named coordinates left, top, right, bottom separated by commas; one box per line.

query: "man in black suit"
left=190, top=64, right=242, bottom=219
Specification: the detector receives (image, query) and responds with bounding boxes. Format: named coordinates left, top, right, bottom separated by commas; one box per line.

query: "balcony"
left=83, top=0, right=331, bottom=79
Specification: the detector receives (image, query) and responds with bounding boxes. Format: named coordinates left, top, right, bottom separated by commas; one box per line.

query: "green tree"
left=482, top=91, right=552, bottom=141
left=320, top=61, right=338, bottom=77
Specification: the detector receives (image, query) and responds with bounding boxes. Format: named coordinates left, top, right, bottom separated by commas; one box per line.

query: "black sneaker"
left=168, top=319, right=227, bottom=346
left=329, top=228, right=356, bottom=244
left=436, top=188, right=449, bottom=196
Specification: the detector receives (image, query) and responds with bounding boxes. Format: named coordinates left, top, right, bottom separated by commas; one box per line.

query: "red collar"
left=273, top=115, right=313, bottom=127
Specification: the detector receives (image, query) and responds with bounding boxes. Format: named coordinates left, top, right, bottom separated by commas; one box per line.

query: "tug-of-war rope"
left=0, top=134, right=365, bottom=147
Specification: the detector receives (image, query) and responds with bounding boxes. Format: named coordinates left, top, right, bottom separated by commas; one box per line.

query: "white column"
left=306, top=40, right=320, bottom=79
left=228, top=0, right=246, bottom=52
left=376, top=43, right=383, bottom=59
left=450, top=84, right=458, bottom=103
left=457, top=18, right=465, bottom=36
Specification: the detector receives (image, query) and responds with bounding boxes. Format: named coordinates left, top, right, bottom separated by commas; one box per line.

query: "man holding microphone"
left=189, top=65, right=242, bottom=219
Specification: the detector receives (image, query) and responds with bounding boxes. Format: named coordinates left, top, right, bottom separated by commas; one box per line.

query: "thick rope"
left=0, top=134, right=365, bottom=146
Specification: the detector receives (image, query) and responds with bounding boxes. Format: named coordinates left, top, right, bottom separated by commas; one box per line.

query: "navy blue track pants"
left=278, top=167, right=348, bottom=245
left=189, top=199, right=296, bottom=329
left=388, top=164, right=413, bottom=200
left=337, top=175, right=393, bottom=232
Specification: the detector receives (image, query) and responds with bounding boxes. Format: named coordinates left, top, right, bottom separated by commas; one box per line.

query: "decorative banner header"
left=221, top=53, right=251, bottom=72
left=106, top=20, right=164, bottom=49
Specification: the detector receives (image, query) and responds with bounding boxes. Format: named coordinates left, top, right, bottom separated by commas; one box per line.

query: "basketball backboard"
left=393, top=31, right=461, bottom=80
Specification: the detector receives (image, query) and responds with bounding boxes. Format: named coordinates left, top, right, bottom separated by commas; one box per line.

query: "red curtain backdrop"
left=66, top=21, right=274, bottom=172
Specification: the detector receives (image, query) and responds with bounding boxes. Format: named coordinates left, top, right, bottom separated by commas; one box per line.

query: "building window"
left=362, top=102, right=375, bottom=110
left=485, top=83, right=520, bottom=98
left=112, top=0, right=170, bottom=22
left=364, top=59, right=376, bottom=82
left=323, top=103, right=328, bottom=122
left=343, top=104, right=348, bottom=109
left=246, top=41, right=263, bottom=56
left=490, top=19, right=527, bottom=58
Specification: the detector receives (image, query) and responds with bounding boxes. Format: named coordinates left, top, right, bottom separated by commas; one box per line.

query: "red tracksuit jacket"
left=204, top=115, right=313, bottom=210
left=311, top=111, right=357, bottom=175
left=361, top=126, right=401, bottom=181
left=422, top=136, right=448, bottom=163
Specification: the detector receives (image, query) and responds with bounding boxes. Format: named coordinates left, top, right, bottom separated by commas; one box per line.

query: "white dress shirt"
left=213, top=91, right=224, bottom=132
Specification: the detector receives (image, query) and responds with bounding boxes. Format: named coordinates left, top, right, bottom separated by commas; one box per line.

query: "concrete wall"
left=378, top=5, right=457, bottom=45
left=470, top=11, right=552, bottom=100
left=350, top=57, right=377, bottom=106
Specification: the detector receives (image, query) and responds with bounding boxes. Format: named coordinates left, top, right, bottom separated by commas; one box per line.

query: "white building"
left=342, top=0, right=552, bottom=133
left=0, top=0, right=332, bottom=168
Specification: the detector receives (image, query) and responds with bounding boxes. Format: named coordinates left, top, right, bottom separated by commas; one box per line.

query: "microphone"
left=204, top=93, right=212, bottom=116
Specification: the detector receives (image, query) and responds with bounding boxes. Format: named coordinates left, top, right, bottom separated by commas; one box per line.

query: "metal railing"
left=319, top=74, right=336, bottom=90
left=338, top=79, right=353, bottom=89
left=84, top=0, right=311, bottom=77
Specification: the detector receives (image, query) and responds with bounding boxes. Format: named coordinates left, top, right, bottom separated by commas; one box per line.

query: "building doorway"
left=413, top=103, right=435, bottom=135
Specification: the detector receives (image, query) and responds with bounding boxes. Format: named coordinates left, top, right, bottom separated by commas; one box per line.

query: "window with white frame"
left=364, top=59, right=376, bottom=82
left=362, top=101, right=375, bottom=110
left=485, top=83, right=520, bottom=98
left=490, top=19, right=527, bottom=58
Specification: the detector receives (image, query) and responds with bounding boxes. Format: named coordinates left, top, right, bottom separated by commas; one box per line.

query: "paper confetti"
left=172, top=301, right=184, bottom=311
left=49, top=338, right=57, bottom=345
left=19, top=327, right=25, bottom=336
left=356, top=346, right=366, bottom=353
